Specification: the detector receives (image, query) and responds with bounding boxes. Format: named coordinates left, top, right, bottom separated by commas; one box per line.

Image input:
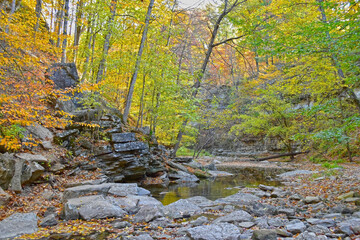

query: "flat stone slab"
left=111, top=133, right=136, bottom=143
left=0, top=212, right=38, bottom=239
left=187, top=223, right=241, bottom=240
left=63, top=183, right=147, bottom=200
left=15, top=153, right=48, bottom=163
left=114, top=141, right=148, bottom=152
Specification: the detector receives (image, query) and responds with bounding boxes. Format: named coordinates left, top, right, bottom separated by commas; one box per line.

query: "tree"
left=123, top=0, right=155, bottom=123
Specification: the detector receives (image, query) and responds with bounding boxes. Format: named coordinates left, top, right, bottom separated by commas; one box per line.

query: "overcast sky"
left=178, top=0, right=211, bottom=8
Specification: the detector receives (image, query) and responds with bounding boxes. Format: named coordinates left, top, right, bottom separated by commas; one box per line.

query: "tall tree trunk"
left=61, top=0, right=70, bottom=63
left=34, top=0, right=42, bottom=34
left=73, top=0, right=83, bottom=62
left=5, top=0, right=17, bottom=33
left=56, top=0, right=64, bottom=48
left=96, top=0, right=117, bottom=83
left=123, top=0, right=155, bottom=123
left=137, top=69, right=147, bottom=129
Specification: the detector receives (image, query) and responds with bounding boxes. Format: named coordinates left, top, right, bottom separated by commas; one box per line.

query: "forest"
left=1, top=0, right=360, bottom=161
left=1, top=0, right=360, bottom=239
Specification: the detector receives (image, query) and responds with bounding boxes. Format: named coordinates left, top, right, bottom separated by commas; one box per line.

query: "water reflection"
left=147, top=175, right=281, bottom=206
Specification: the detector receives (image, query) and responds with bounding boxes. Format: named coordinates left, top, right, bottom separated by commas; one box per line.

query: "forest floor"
left=1, top=154, right=360, bottom=239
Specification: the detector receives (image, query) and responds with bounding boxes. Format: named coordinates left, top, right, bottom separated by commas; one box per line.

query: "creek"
left=147, top=165, right=285, bottom=205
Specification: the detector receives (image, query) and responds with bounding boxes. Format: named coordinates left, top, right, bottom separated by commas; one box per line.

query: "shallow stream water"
left=147, top=171, right=282, bottom=205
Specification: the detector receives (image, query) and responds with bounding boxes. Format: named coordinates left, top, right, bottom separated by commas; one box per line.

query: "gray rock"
left=111, top=133, right=136, bottom=143
left=214, top=210, right=254, bottom=224
left=190, top=216, right=209, bottom=226
left=295, top=231, right=326, bottom=240
left=187, top=223, right=241, bottom=240
left=50, top=162, right=65, bottom=173
left=48, top=63, right=79, bottom=89
left=278, top=208, right=295, bottom=216
left=353, top=212, right=360, bottom=218
left=138, top=187, right=151, bottom=196
left=78, top=199, right=126, bottom=220
left=275, top=229, right=293, bottom=237
left=55, top=129, right=79, bottom=141
left=258, top=184, right=275, bottom=191
left=114, top=141, right=148, bottom=152
left=40, top=214, right=58, bottom=227
left=168, top=170, right=199, bottom=182
left=337, top=191, right=355, bottom=200
left=0, top=187, right=11, bottom=206
left=0, top=153, right=15, bottom=189
left=304, top=196, right=321, bottom=204
left=94, top=145, right=113, bottom=156
left=290, top=194, right=303, bottom=200
left=247, top=202, right=278, bottom=217
left=307, top=218, right=336, bottom=227
left=239, top=222, right=255, bottom=228
left=9, top=158, right=24, bottom=192
left=41, top=189, right=55, bottom=200
left=133, top=205, right=164, bottom=223
left=167, top=161, right=189, bottom=173
left=41, top=141, right=53, bottom=150
left=215, top=192, right=260, bottom=205
left=163, top=199, right=202, bottom=219
left=25, top=123, right=53, bottom=141
left=240, top=230, right=254, bottom=240
left=15, top=153, right=48, bottom=163
left=0, top=212, right=38, bottom=239
left=21, top=161, right=45, bottom=184
left=323, top=213, right=342, bottom=219
left=63, top=183, right=115, bottom=200
left=108, top=183, right=138, bottom=197
left=255, top=217, right=270, bottom=229
left=125, top=195, right=163, bottom=207
left=337, top=218, right=360, bottom=236
left=62, top=195, right=105, bottom=220
left=278, top=170, right=317, bottom=178
left=267, top=217, right=288, bottom=227
left=285, top=220, right=307, bottom=234
left=112, top=221, right=131, bottom=229
left=126, top=234, right=153, bottom=240
left=186, top=196, right=216, bottom=208
left=252, top=229, right=277, bottom=240
left=109, top=195, right=163, bottom=214
left=307, top=225, right=331, bottom=235
left=271, top=189, right=287, bottom=198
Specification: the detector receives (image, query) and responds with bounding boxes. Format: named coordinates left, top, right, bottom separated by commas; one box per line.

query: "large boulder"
left=0, top=212, right=38, bottom=239
left=163, top=199, right=202, bottom=219
left=62, top=183, right=161, bottom=221
left=62, top=183, right=148, bottom=200
left=78, top=200, right=126, bottom=220
left=47, top=63, right=82, bottom=112
left=0, top=153, right=15, bottom=189
left=0, top=153, right=46, bottom=191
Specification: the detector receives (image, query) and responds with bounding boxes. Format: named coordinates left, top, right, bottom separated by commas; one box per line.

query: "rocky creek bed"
left=1, top=159, right=360, bottom=240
